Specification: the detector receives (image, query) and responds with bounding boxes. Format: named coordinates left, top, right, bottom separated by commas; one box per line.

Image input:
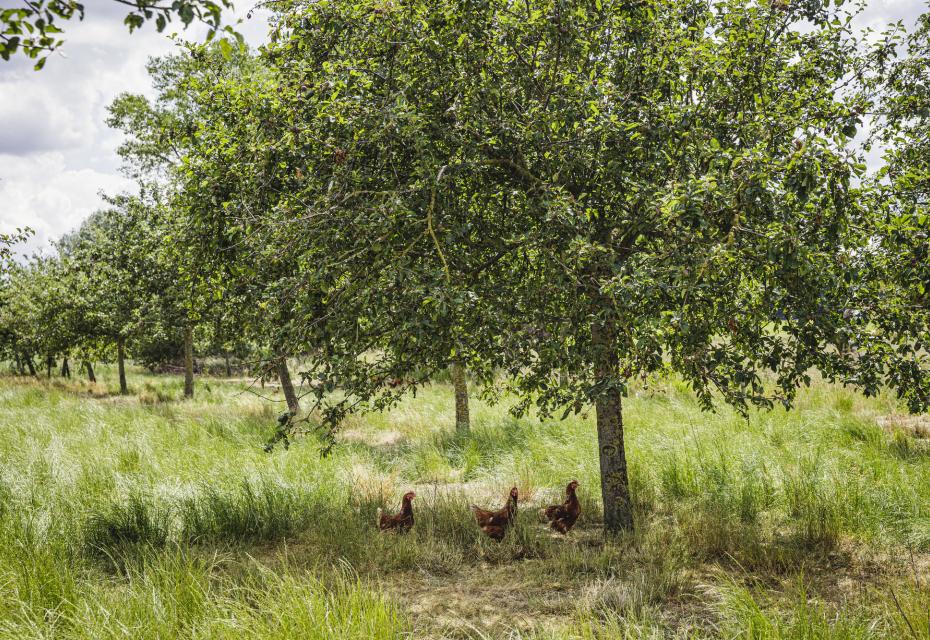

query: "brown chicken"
left=377, top=491, right=415, bottom=533
left=541, top=480, right=580, bottom=534
left=471, top=487, right=518, bottom=541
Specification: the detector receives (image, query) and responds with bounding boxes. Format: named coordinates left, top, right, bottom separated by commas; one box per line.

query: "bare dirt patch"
left=383, top=562, right=582, bottom=637
left=878, top=414, right=930, bottom=439
left=342, top=428, right=405, bottom=447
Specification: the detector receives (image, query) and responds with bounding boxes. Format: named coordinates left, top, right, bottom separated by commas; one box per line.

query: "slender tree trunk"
left=85, top=360, right=96, bottom=383
left=46, top=356, right=53, bottom=378
left=25, top=354, right=36, bottom=377
left=224, top=352, right=231, bottom=377
left=61, top=358, right=70, bottom=378
left=276, top=356, right=300, bottom=414
left=183, top=325, right=194, bottom=399
left=14, top=353, right=23, bottom=375
left=450, top=361, right=470, bottom=435
left=592, top=318, right=634, bottom=534
left=117, top=337, right=128, bottom=394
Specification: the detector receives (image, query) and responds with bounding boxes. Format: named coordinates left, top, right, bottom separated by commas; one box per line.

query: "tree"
left=155, top=43, right=322, bottom=414
left=59, top=199, right=158, bottom=394
left=0, top=256, right=73, bottom=379
left=261, top=0, right=930, bottom=533
left=861, top=9, right=930, bottom=411
left=0, top=0, right=237, bottom=70
left=107, top=51, right=238, bottom=399
left=0, top=229, right=33, bottom=373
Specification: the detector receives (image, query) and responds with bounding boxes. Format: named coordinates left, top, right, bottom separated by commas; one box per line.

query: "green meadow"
left=2, top=369, right=930, bottom=638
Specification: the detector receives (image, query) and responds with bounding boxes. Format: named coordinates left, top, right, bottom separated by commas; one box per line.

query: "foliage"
left=239, top=0, right=930, bottom=530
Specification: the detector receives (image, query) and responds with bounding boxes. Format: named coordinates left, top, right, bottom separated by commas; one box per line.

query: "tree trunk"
left=276, top=356, right=300, bottom=414
left=25, top=354, right=36, bottom=377
left=451, top=361, right=470, bottom=435
left=14, top=353, right=24, bottom=375
left=61, top=358, right=70, bottom=378
left=85, top=360, right=96, bottom=383
left=46, top=356, right=53, bottom=378
left=592, top=319, right=634, bottom=534
left=117, top=337, right=128, bottom=394
left=183, top=324, right=194, bottom=399
left=224, top=352, right=231, bottom=377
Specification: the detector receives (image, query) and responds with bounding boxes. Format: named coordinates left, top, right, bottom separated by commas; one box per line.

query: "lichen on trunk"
left=592, top=318, right=633, bottom=534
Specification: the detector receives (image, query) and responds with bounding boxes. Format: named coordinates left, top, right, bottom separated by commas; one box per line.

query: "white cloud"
left=0, top=152, right=132, bottom=253
left=0, top=3, right=270, bottom=255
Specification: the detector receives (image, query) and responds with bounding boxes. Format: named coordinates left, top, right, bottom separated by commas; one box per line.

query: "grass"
left=1, top=366, right=930, bottom=637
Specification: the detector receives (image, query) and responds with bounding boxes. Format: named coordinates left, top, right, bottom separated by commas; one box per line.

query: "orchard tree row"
left=2, top=0, right=929, bottom=534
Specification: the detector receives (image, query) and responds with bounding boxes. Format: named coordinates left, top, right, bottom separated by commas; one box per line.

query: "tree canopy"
left=2, top=0, right=929, bottom=534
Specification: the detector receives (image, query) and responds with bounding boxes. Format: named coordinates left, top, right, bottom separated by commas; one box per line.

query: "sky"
left=0, top=0, right=926, bottom=256
left=0, top=1, right=271, bottom=255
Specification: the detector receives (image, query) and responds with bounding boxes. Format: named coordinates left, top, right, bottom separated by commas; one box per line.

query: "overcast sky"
left=0, top=1, right=926, bottom=256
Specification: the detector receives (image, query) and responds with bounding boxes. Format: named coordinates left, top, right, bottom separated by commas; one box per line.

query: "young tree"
left=264, top=0, right=930, bottom=533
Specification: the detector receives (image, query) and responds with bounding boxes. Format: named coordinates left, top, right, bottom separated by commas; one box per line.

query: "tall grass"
left=2, top=368, right=930, bottom=637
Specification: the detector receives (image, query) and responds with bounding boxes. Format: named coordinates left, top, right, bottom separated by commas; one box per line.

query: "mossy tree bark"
left=117, top=337, right=128, bottom=394
left=451, top=361, right=470, bottom=435
left=592, top=318, right=633, bottom=534
left=183, top=325, right=194, bottom=398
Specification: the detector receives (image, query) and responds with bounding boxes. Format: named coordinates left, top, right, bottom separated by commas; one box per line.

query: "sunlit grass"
left=1, top=366, right=929, bottom=637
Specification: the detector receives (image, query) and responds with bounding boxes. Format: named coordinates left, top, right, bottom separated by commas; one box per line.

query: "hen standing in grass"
left=471, top=487, right=518, bottom=541
left=541, top=480, right=580, bottom=534
left=377, top=491, right=415, bottom=533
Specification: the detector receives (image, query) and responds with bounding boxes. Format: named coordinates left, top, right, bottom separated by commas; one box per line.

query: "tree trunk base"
left=277, top=356, right=300, bottom=414
left=592, top=319, right=634, bottom=534
left=451, top=361, right=470, bottom=435
left=117, top=338, right=128, bottom=394
left=183, top=325, right=194, bottom=399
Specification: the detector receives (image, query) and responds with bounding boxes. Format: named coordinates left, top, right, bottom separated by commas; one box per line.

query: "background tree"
left=107, top=51, right=237, bottom=398
left=58, top=198, right=160, bottom=393
left=0, top=228, right=33, bottom=372
left=862, top=9, right=930, bottom=411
